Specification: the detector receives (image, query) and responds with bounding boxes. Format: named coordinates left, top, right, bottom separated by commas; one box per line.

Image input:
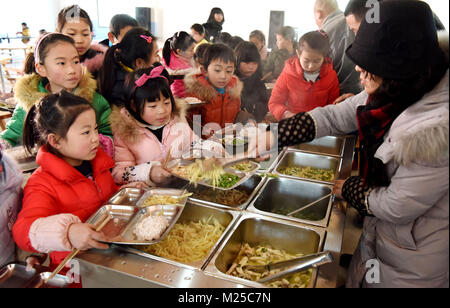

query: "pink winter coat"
left=163, top=50, right=194, bottom=98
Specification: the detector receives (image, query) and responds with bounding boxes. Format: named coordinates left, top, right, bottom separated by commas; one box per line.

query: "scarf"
left=356, top=95, right=409, bottom=188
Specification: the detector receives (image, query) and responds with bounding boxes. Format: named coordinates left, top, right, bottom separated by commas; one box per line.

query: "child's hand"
left=333, top=93, right=355, bottom=105
left=150, top=166, right=172, bottom=185
left=68, top=223, right=110, bottom=251
left=120, top=182, right=150, bottom=190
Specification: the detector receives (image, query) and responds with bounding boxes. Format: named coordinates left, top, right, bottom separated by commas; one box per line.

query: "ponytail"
left=98, top=44, right=122, bottom=96
left=23, top=105, right=39, bottom=155
left=162, top=38, right=173, bottom=67
left=23, top=52, right=37, bottom=75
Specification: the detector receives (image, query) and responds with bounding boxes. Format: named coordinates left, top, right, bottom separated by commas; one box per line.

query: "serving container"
left=204, top=213, right=325, bottom=288
left=288, top=136, right=345, bottom=157
left=0, top=263, right=70, bottom=288
left=274, top=151, right=342, bottom=185
left=247, top=177, right=334, bottom=228
left=186, top=174, right=266, bottom=211
left=167, top=159, right=260, bottom=191
left=85, top=204, right=184, bottom=246
left=117, top=202, right=240, bottom=271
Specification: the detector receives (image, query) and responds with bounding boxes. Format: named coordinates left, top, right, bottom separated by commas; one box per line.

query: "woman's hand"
left=150, top=165, right=172, bottom=184
left=244, top=126, right=276, bottom=161
left=333, top=93, right=355, bottom=105
left=333, top=180, right=347, bottom=199
left=282, top=111, right=296, bottom=120
left=67, top=223, right=110, bottom=251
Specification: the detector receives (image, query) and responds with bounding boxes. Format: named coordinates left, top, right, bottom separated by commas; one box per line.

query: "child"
left=263, top=26, right=297, bottom=82
left=13, top=91, right=118, bottom=271
left=193, top=43, right=210, bottom=69
left=249, top=30, right=269, bottom=64
left=235, top=41, right=269, bottom=123
left=203, top=8, right=225, bottom=43
left=162, top=32, right=196, bottom=98
left=0, top=150, right=23, bottom=266
left=98, top=27, right=159, bottom=108
left=110, top=66, right=222, bottom=185
left=184, top=43, right=246, bottom=136
left=268, top=30, right=340, bottom=121
left=104, top=14, right=138, bottom=46
left=191, top=24, right=208, bottom=51
left=0, top=33, right=112, bottom=151
left=57, top=5, right=108, bottom=78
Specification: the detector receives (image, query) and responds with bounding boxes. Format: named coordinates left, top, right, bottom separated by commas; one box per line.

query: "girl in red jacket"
left=269, top=31, right=340, bottom=121
left=13, top=91, right=119, bottom=271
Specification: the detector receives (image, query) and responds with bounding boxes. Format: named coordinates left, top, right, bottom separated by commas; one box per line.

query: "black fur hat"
left=346, top=1, right=444, bottom=79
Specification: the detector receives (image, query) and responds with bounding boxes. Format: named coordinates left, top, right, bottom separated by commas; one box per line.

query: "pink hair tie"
left=140, top=35, right=153, bottom=44
left=34, top=32, right=56, bottom=64
left=134, top=66, right=168, bottom=88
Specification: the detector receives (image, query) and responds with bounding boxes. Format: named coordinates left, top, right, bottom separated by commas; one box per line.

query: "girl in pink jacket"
left=162, top=31, right=197, bottom=98
left=110, top=65, right=222, bottom=186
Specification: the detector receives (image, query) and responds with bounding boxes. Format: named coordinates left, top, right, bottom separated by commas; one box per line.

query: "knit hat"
left=346, top=1, right=444, bottom=80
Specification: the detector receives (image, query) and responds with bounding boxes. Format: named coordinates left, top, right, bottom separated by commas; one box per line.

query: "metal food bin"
left=247, top=177, right=334, bottom=228
left=288, top=136, right=345, bottom=157
left=76, top=136, right=356, bottom=288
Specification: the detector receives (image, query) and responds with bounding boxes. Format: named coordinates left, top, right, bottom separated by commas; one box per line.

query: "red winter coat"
left=184, top=73, right=243, bottom=130
left=13, top=146, right=118, bottom=266
left=268, top=57, right=340, bottom=121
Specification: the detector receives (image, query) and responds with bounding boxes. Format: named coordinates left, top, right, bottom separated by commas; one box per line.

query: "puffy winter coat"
left=309, top=70, right=449, bottom=288
left=0, top=152, right=23, bottom=266
left=0, top=69, right=112, bottom=148
left=184, top=73, right=243, bottom=129
left=163, top=50, right=194, bottom=98
left=269, top=57, right=340, bottom=121
left=81, top=43, right=108, bottom=79
left=13, top=146, right=118, bottom=266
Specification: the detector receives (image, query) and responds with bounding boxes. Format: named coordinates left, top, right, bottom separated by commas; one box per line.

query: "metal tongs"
left=243, top=251, right=334, bottom=284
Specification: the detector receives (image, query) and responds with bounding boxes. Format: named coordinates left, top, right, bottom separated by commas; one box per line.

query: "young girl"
left=235, top=41, right=269, bottom=123
left=162, top=31, right=196, bottom=98
left=98, top=27, right=159, bottom=108
left=203, top=8, right=225, bottom=43
left=184, top=43, right=245, bottom=136
left=0, top=33, right=112, bottom=151
left=249, top=30, right=269, bottom=64
left=191, top=24, right=208, bottom=51
left=110, top=65, right=222, bottom=185
left=106, top=14, right=138, bottom=46
left=0, top=150, right=23, bottom=266
left=13, top=91, right=118, bottom=271
left=56, top=5, right=108, bottom=78
left=268, top=30, right=340, bottom=121
left=263, top=26, right=297, bottom=82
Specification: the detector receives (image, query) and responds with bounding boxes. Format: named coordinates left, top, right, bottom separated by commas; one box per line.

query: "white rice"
left=134, top=215, right=170, bottom=242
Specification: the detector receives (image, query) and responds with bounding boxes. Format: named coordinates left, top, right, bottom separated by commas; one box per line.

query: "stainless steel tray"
left=116, top=202, right=241, bottom=271
left=135, top=188, right=190, bottom=208
left=274, top=151, right=342, bottom=185
left=204, top=213, right=325, bottom=288
left=167, top=159, right=260, bottom=191
left=108, top=188, right=146, bottom=206
left=0, top=263, right=70, bottom=288
left=288, top=136, right=345, bottom=157
left=187, top=174, right=266, bottom=211
left=247, top=177, right=334, bottom=228
left=86, top=204, right=184, bottom=246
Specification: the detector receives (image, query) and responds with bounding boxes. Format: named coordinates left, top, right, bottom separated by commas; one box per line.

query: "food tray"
left=247, top=177, right=334, bottom=228
left=116, top=202, right=241, bottom=271
left=204, top=213, right=325, bottom=288
left=135, top=188, right=190, bottom=208
left=288, top=136, right=345, bottom=157
left=274, top=151, right=342, bottom=185
left=4, top=147, right=38, bottom=173
left=108, top=188, right=146, bottom=206
left=0, top=263, right=70, bottom=288
left=85, top=204, right=184, bottom=246
left=167, top=159, right=260, bottom=191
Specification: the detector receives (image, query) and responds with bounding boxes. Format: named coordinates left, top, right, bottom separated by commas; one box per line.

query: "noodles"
left=278, top=166, right=334, bottom=182
left=138, top=217, right=226, bottom=263
left=226, top=243, right=313, bottom=288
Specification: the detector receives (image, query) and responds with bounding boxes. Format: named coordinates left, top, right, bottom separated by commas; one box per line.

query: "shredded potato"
left=230, top=162, right=255, bottom=173
left=226, top=243, right=313, bottom=288
left=171, top=160, right=225, bottom=188
left=142, top=195, right=179, bottom=207
left=278, top=166, right=334, bottom=182
left=138, top=217, right=226, bottom=263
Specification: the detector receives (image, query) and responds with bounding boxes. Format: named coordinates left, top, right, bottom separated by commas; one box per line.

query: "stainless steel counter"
left=77, top=136, right=356, bottom=288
